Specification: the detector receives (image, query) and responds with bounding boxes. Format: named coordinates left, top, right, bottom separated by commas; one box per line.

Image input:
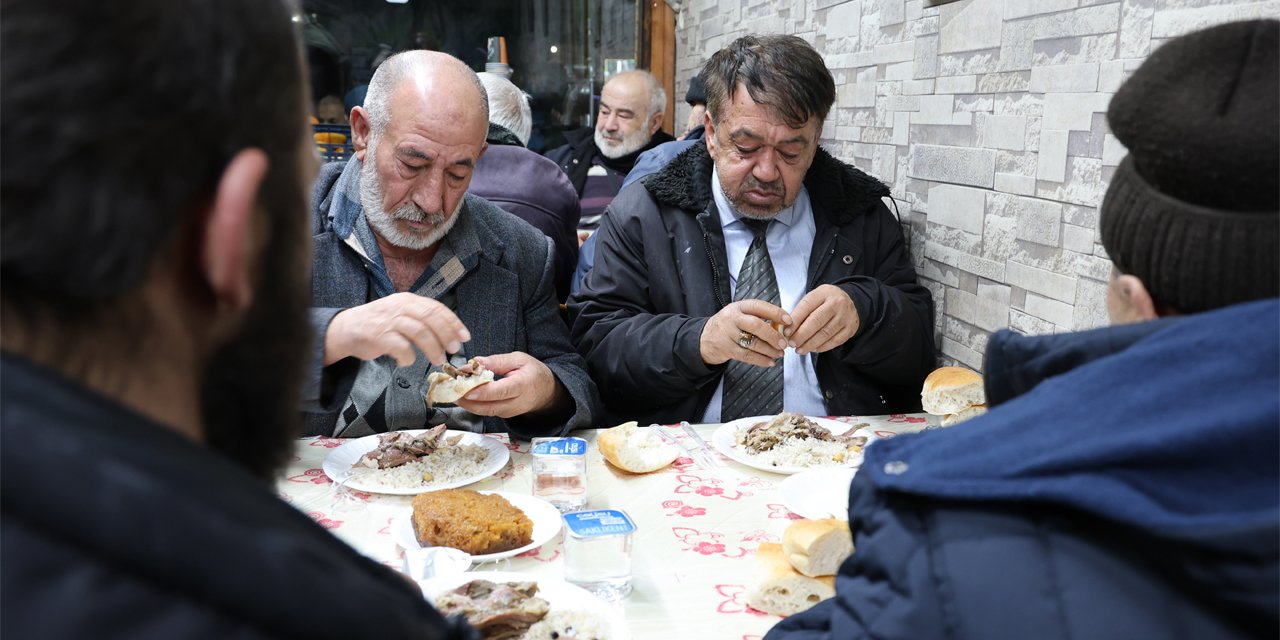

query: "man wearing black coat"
left=568, top=35, right=935, bottom=425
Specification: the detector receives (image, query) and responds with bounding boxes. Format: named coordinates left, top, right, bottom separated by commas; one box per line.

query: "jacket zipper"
left=697, top=215, right=728, bottom=309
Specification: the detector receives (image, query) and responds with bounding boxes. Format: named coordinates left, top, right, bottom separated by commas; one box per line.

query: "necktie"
left=721, top=219, right=784, bottom=421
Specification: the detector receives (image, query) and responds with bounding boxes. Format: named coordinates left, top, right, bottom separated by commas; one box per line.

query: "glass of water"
left=562, top=509, right=636, bottom=601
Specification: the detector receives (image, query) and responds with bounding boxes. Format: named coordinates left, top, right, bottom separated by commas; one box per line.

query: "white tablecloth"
left=276, top=415, right=933, bottom=639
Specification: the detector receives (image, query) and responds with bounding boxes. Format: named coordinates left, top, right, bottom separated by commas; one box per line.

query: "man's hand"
left=788, top=284, right=860, bottom=356
left=455, top=352, right=565, bottom=419
left=699, top=299, right=791, bottom=367
left=323, top=292, right=471, bottom=367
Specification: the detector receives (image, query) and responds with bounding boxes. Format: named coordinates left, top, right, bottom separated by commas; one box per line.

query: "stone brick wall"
left=672, top=0, right=1278, bottom=368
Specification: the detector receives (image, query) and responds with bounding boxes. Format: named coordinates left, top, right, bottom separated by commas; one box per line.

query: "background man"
left=544, top=69, right=674, bottom=231
left=471, top=72, right=582, bottom=302
left=304, top=50, right=598, bottom=438
left=569, top=35, right=935, bottom=425
left=0, top=1, right=471, bottom=637
left=767, top=20, right=1279, bottom=640
left=571, top=76, right=709, bottom=296
left=316, top=94, right=348, bottom=124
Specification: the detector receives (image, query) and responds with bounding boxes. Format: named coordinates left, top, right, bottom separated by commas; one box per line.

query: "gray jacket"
left=300, top=161, right=600, bottom=438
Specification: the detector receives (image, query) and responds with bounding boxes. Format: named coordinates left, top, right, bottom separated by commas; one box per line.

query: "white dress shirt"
left=701, top=166, right=827, bottom=423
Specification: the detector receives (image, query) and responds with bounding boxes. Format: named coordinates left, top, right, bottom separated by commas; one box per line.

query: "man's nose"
left=412, top=171, right=446, bottom=214
left=602, top=113, right=619, bottom=131
left=753, top=150, right=781, bottom=184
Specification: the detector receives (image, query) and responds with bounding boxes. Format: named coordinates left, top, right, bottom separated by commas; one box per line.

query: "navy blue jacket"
left=1, top=353, right=475, bottom=639
left=767, top=299, right=1280, bottom=640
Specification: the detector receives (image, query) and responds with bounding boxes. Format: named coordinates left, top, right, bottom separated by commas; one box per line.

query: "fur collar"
left=641, top=143, right=890, bottom=223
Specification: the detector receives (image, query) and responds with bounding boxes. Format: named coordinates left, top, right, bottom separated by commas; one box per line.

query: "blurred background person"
left=544, top=69, right=673, bottom=233
left=471, top=72, right=582, bottom=302
left=316, top=94, right=348, bottom=124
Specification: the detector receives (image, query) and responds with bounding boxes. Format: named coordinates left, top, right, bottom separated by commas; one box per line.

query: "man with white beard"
left=545, top=70, right=674, bottom=231
left=303, top=50, right=599, bottom=439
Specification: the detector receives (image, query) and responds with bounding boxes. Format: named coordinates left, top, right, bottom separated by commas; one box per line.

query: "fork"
left=680, top=421, right=724, bottom=467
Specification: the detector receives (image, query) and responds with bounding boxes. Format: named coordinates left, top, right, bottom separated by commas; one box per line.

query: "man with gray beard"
left=545, top=70, right=674, bottom=231
left=304, top=50, right=599, bottom=439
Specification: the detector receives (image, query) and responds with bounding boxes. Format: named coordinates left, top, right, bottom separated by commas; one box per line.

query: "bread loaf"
left=921, top=366, right=988, bottom=426
left=597, top=422, right=681, bottom=473
left=746, top=543, right=835, bottom=616
left=782, top=519, right=853, bottom=578
left=941, top=404, right=988, bottom=427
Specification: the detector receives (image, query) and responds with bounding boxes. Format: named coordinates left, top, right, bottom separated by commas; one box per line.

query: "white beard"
left=595, top=126, right=651, bottom=159
left=359, top=154, right=462, bottom=251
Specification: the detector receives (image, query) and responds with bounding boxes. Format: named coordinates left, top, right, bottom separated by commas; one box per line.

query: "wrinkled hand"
left=699, top=299, right=791, bottom=367
left=324, top=292, right=470, bottom=367
left=456, top=352, right=564, bottom=419
left=788, top=284, right=859, bottom=355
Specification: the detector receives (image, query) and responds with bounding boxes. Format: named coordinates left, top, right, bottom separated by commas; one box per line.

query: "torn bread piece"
left=426, top=358, right=495, bottom=407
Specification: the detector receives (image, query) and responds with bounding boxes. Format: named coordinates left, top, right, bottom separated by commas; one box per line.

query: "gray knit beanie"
left=1101, top=19, right=1279, bottom=314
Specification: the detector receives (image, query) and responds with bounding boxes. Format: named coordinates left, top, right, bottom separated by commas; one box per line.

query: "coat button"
left=842, top=255, right=853, bottom=264
left=824, top=390, right=834, bottom=400
left=883, top=461, right=909, bottom=475
left=396, top=377, right=410, bottom=389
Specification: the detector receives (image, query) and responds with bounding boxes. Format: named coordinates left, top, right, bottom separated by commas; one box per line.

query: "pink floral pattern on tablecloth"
left=287, top=468, right=331, bottom=485
left=673, top=527, right=750, bottom=558
left=662, top=500, right=707, bottom=518
left=308, top=437, right=346, bottom=448
left=766, top=503, right=804, bottom=520
left=714, top=584, right=771, bottom=617
left=674, top=474, right=752, bottom=500
left=308, top=512, right=342, bottom=529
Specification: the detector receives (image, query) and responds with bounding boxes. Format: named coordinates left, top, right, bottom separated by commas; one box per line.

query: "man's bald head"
left=363, top=50, right=488, bottom=141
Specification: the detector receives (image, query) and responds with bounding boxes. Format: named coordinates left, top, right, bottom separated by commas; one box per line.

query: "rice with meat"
left=349, top=443, right=490, bottom=489
left=735, top=437, right=856, bottom=468
left=523, top=609, right=613, bottom=640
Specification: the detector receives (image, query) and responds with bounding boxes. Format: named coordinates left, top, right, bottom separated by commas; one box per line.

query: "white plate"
left=711, top=415, right=869, bottom=475
left=391, top=491, right=563, bottom=563
left=322, top=430, right=510, bottom=495
left=421, top=571, right=630, bottom=640
left=779, top=467, right=857, bottom=520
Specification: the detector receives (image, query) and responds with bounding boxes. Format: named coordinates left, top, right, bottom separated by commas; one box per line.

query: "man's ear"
left=648, top=110, right=665, bottom=137
left=350, top=106, right=371, bottom=161
left=1114, top=273, right=1159, bottom=322
left=703, top=114, right=717, bottom=155
left=202, top=148, right=269, bottom=315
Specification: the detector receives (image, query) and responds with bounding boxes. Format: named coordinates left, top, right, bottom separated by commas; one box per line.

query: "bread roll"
left=782, top=519, right=853, bottom=578
left=942, top=404, right=988, bottom=427
left=598, top=422, right=681, bottom=473
left=746, top=543, right=835, bottom=616
left=921, top=366, right=985, bottom=416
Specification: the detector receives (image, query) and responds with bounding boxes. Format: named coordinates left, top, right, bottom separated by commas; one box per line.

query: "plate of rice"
left=420, top=571, right=628, bottom=640
left=322, top=428, right=509, bottom=495
left=712, top=413, right=872, bottom=475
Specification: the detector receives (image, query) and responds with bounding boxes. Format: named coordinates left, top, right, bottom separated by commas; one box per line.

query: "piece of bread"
left=426, top=359, right=495, bottom=407
left=782, top=519, right=854, bottom=578
left=942, top=404, right=989, bottom=427
left=921, top=366, right=986, bottom=415
left=598, top=422, right=681, bottom=473
left=746, top=543, right=835, bottom=616
left=411, top=489, right=532, bottom=555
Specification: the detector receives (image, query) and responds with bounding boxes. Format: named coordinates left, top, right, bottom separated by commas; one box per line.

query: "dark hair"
left=699, top=34, right=835, bottom=129
left=1, top=0, right=309, bottom=347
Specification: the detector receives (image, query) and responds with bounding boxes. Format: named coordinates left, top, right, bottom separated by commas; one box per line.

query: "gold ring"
left=737, top=331, right=756, bottom=349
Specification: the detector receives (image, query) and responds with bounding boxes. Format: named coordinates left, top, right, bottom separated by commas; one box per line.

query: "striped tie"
left=721, top=219, right=784, bottom=422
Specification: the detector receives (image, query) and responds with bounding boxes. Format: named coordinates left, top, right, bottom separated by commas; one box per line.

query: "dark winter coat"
left=567, top=144, right=935, bottom=425
left=544, top=127, right=675, bottom=196
left=471, top=127, right=582, bottom=302
left=767, top=298, right=1280, bottom=640
left=1, top=353, right=475, bottom=640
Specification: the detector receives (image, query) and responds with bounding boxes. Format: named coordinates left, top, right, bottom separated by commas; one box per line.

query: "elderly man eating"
left=303, top=50, right=599, bottom=438
left=569, top=35, right=935, bottom=425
